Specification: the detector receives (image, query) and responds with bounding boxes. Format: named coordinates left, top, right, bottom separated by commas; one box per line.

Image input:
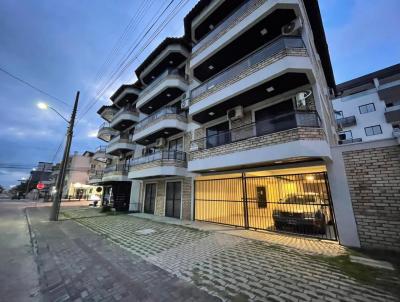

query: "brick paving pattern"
left=57, top=207, right=398, bottom=302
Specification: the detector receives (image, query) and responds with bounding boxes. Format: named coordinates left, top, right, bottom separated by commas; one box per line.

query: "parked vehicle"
left=272, top=194, right=329, bottom=234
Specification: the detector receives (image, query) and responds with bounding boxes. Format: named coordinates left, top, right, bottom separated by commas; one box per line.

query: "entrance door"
left=165, top=182, right=181, bottom=218
left=144, top=183, right=156, bottom=214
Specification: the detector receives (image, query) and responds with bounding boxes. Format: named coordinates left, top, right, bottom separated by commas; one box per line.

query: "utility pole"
left=49, top=91, right=80, bottom=221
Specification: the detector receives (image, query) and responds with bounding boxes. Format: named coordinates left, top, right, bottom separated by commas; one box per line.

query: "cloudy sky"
left=0, top=0, right=399, bottom=187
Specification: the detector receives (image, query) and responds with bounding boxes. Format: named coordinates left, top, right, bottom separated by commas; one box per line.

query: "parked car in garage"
left=272, top=194, right=329, bottom=234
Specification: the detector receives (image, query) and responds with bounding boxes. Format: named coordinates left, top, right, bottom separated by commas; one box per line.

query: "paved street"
left=1, top=201, right=399, bottom=302
left=0, top=200, right=41, bottom=302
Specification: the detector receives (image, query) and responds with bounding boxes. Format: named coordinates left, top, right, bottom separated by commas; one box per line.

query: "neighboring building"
left=333, top=64, right=400, bottom=144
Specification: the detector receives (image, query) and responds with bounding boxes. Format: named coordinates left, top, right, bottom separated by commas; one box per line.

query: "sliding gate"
left=194, top=172, right=337, bottom=240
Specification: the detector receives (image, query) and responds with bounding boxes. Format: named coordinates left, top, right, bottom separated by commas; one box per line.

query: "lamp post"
left=37, top=91, right=79, bottom=221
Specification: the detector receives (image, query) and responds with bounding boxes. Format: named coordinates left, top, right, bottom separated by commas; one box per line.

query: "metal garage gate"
left=194, top=172, right=338, bottom=240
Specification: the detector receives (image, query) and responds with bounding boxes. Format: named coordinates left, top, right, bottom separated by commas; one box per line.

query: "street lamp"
left=37, top=92, right=80, bottom=221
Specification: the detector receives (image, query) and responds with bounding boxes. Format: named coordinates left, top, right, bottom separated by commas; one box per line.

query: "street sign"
left=37, top=182, right=45, bottom=190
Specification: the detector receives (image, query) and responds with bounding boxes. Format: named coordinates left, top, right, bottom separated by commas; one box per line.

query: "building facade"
left=95, top=0, right=357, bottom=243
left=333, top=64, right=400, bottom=144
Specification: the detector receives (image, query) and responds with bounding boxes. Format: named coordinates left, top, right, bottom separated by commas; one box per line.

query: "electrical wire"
left=0, top=65, right=70, bottom=107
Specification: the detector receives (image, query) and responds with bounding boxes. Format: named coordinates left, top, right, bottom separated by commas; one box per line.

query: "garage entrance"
left=194, top=172, right=337, bottom=240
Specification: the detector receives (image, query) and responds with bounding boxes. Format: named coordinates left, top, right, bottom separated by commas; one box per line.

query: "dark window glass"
left=359, top=103, right=376, bottom=114
left=206, top=122, right=230, bottom=148
left=365, top=125, right=382, bottom=136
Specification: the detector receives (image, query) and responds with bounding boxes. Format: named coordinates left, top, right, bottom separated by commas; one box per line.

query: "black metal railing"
left=134, top=106, right=187, bottom=132
left=338, top=138, right=362, bottom=145
left=130, top=150, right=186, bottom=166
left=194, top=172, right=337, bottom=240
left=193, top=0, right=260, bottom=53
left=336, top=116, right=356, bottom=128
left=191, top=36, right=305, bottom=99
left=104, top=164, right=128, bottom=174
left=191, top=111, right=320, bottom=150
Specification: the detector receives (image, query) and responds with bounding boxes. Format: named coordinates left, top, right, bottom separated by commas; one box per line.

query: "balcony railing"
left=336, top=116, right=356, bottom=128
left=135, top=106, right=187, bottom=132
left=130, top=150, right=186, bottom=166
left=193, top=0, right=259, bottom=53
left=104, top=164, right=128, bottom=174
left=191, top=36, right=305, bottom=99
left=338, top=138, right=362, bottom=145
left=140, top=69, right=184, bottom=98
left=393, top=128, right=400, bottom=138
left=95, top=146, right=107, bottom=153
left=112, top=104, right=139, bottom=121
left=89, top=170, right=104, bottom=178
left=191, top=111, right=320, bottom=150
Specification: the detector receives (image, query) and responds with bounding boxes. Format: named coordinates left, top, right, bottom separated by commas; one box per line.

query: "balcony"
left=110, top=105, right=140, bottom=131
left=102, top=164, right=129, bottom=182
left=110, top=84, right=141, bottom=108
left=106, top=136, right=135, bottom=156
left=88, top=170, right=104, bottom=185
left=132, top=106, right=188, bottom=145
left=97, top=105, right=118, bottom=122
left=188, top=111, right=330, bottom=172
left=137, top=69, right=188, bottom=114
left=338, top=138, right=362, bottom=145
left=384, top=104, right=400, bottom=123
left=93, top=146, right=112, bottom=163
left=97, top=123, right=118, bottom=142
left=189, top=37, right=311, bottom=123
left=336, top=116, right=356, bottom=128
left=192, top=0, right=261, bottom=55
left=128, top=151, right=187, bottom=179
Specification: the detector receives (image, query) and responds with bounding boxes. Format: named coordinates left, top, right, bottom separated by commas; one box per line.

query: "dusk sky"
left=0, top=0, right=399, bottom=188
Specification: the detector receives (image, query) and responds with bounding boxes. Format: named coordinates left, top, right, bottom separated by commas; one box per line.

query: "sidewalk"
left=27, top=206, right=218, bottom=302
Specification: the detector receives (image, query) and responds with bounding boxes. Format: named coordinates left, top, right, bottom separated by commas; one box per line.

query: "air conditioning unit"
left=338, top=133, right=347, bottom=141
left=295, top=90, right=312, bottom=109
left=282, top=18, right=302, bottom=36
left=181, top=97, right=190, bottom=109
left=227, top=106, right=244, bottom=120
left=155, top=137, right=166, bottom=148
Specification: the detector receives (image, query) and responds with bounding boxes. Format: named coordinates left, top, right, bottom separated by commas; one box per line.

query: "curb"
left=24, top=208, right=38, bottom=256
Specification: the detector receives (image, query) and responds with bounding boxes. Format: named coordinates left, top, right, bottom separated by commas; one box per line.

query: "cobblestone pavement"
left=28, top=207, right=219, bottom=302
left=59, top=207, right=398, bottom=302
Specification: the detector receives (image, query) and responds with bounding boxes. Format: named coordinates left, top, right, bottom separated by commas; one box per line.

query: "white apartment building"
left=333, top=64, right=400, bottom=144
left=94, top=0, right=355, bottom=243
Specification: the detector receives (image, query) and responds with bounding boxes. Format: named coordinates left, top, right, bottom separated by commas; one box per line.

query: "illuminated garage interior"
left=194, top=165, right=338, bottom=240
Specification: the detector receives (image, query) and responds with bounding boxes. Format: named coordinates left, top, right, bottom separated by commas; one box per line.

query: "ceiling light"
left=209, top=169, right=215, bottom=172
left=266, top=86, right=275, bottom=93
left=305, top=175, right=315, bottom=181
left=169, top=60, right=174, bottom=64
left=151, top=76, right=155, bottom=79
left=274, top=161, right=283, bottom=164
left=208, top=112, right=215, bottom=116
left=166, top=93, right=171, bottom=97
left=208, top=65, right=214, bottom=70
left=260, top=28, right=268, bottom=36
left=164, top=131, right=169, bottom=135
left=148, top=106, right=152, bottom=109
left=209, top=24, right=214, bottom=30
left=145, top=139, right=149, bottom=142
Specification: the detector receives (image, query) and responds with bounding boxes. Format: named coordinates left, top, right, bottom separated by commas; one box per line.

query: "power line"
left=77, top=0, right=189, bottom=123
left=0, top=65, right=70, bottom=107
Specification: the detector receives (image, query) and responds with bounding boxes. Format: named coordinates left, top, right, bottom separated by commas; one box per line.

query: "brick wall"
left=191, top=48, right=308, bottom=105
left=343, top=145, right=400, bottom=251
left=189, top=127, right=325, bottom=161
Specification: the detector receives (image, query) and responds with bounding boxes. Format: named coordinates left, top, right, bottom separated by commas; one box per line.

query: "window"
left=365, top=125, right=382, bottom=136
left=168, top=137, right=183, bottom=152
left=335, top=110, right=344, bottom=119
left=206, top=122, right=230, bottom=148
left=359, top=103, right=375, bottom=114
